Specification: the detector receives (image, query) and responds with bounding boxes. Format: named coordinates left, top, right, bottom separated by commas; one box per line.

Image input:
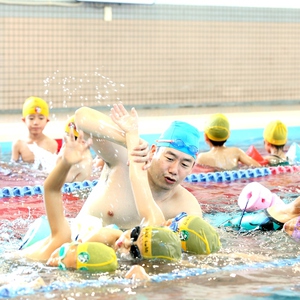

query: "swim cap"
left=156, top=121, right=200, bottom=159
left=22, top=96, right=49, bottom=118
left=204, top=113, right=230, bottom=142
left=140, top=227, right=182, bottom=261
left=238, top=182, right=284, bottom=212
left=263, top=120, right=287, bottom=146
left=65, top=115, right=79, bottom=137
left=178, top=215, right=221, bottom=255
left=76, top=242, right=118, bottom=272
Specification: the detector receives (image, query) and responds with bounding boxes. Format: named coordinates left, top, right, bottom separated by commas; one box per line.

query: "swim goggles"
left=156, top=139, right=198, bottom=156
left=129, top=226, right=142, bottom=259
left=169, top=212, right=188, bottom=232
left=58, top=242, right=77, bottom=270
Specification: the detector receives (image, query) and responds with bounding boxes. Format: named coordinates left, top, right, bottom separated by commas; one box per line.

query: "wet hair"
left=208, top=138, right=227, bottom=147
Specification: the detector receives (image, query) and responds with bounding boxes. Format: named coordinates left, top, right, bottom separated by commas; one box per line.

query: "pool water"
left=0, top=138, right=300, bottom=299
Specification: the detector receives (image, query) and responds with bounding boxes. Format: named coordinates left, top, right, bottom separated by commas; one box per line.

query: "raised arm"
left=110, top=103, right=165, bottom=226
left=75, top=106, right=126, bottom=147
left=43, top=130, right=92, bottom=238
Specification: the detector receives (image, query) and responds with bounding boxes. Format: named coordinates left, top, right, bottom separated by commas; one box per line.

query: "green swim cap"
left=141, top=227, right=182, bottom=261
left=179, top=215, right=221, bottom=255
left=76, top=242, right=118, bottom=272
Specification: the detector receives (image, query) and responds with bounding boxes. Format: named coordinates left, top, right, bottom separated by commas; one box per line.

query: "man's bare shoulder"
left=173, top=185, right=202, bottom=217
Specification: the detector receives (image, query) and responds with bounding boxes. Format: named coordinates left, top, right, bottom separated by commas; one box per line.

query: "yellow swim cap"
left=76, top=242, right=118, bottom=272
left=65, top=115, right=79, bottom=137
left=263, top=120, right=288, bottom=146
left=179, top=215, right=221, bottom=255
left=22, top=97, right=49, bottom=118
left=204, top=113, right=230, bottom=142
left=141, top=226, right=182, bottom=261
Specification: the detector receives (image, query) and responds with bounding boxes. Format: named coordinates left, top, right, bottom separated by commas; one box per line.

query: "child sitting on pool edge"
left=11, top=96, right=58, bottom=171
left=196, top=113, right=261, bottom=170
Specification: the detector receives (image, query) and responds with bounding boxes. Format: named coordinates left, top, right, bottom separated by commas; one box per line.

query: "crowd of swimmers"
left=5, top=96, right=300, bottom=279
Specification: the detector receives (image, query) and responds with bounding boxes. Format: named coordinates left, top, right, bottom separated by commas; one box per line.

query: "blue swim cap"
left=156, top=121, right=200, bottom=159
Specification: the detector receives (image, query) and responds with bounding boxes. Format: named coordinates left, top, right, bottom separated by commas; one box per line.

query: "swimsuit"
left=27, top=143, right=58, bottom=173
left=221, top=209, right=284, bottom=232
left=19, top=215, right=105, bottom=250
left=268, top=154, right=289, bottom=167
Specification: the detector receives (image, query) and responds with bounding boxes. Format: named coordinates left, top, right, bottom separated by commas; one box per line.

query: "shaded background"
left=1, top=1, right=300, bottom=115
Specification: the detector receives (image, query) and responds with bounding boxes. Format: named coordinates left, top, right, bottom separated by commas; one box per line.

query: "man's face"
left=147, top=146, right=195, bottom=191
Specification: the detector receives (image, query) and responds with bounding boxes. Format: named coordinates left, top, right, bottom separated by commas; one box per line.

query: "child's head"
left=65, top=115, right=79, bottom=138
left=22, top=97, right=49, bottom=119
left=119, top=226, right=182, bottom=262
left=204, top=113, right=230, bottom=145
left=177, top=215, right=221, bottom=255
left=140, top=226, right=182, bottom=261
left=75, top=242, right=118, bottom=272
left=263, top=120, right=287, bottom=147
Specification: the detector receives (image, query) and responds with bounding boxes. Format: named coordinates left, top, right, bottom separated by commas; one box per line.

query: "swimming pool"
left=0, top=127, right=300, bottom=299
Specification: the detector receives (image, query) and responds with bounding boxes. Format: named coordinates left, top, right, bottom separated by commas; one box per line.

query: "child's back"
left=196, top=113, right=261, bottom=170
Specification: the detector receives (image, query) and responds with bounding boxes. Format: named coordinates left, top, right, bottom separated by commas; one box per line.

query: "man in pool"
left=196, top=113, right=261, bottom=170
left=74, top=105, right=203, bottom=229
left=17, top=111, right=183, bottom=278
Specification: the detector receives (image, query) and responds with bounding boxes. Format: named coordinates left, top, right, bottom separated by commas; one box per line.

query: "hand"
left=125, top=265, right=151, bottom=281
left=110, top=103, right=138, bottom=134
left=128, top=138, right=152, bottom=170
left=62, top=129, right=92, bottom=166
left=162, top=219, right=173, bottom=226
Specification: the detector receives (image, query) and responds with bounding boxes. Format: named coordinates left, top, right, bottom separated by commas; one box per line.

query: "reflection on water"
left=0, top=161, right=300, bottom=298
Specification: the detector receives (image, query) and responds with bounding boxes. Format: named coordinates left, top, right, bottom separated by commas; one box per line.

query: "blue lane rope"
left=0, top=180, right=98, bottom=199
left=0, top=255, right=299, bottom=299
left=1, top=165, right=300, bottom=198
left=184, top=167, right=272, bottom=183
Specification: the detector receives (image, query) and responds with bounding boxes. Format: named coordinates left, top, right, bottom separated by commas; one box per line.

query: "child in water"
left=11, top=96, right=58, bottom=170
left=56, top=115, right=94, bottom=182
left=196, top=113, right=261, bottom=170
left=263, top=120, right=289, bottom=166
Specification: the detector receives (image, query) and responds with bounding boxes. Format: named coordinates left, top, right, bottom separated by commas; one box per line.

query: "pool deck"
left=0, top=104, right=299, bottom=143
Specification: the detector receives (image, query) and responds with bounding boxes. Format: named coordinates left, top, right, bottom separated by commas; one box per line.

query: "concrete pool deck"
left=0, top=104, right=299, bottom=143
